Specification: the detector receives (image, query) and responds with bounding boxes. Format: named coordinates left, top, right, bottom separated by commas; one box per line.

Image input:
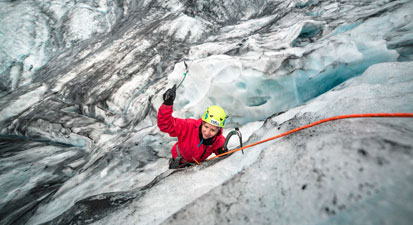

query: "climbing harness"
left=169, top=144, right=193, bottom=169
left=207, top=113, right=413, bottom=161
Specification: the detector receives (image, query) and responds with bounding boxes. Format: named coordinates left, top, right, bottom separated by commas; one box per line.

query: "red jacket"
left=157, top=104, right=225, bottom=163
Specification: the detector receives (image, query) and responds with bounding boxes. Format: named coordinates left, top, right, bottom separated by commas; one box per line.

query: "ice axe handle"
left=175, top=61, right=189, bottom=90
left=164, top=84, right=176, bottom=104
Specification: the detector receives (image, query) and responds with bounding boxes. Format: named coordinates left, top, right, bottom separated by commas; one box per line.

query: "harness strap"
left=170, top=142, right=205, bottom=169
left=175, top=144, right=192, bottom=165
left=176, top=144, right=182, bottom=158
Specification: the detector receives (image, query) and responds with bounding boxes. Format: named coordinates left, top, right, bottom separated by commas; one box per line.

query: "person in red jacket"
left=158, top=85, right=228, bottom=169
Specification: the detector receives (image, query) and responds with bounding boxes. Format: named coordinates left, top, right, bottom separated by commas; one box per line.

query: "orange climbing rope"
left=207, top=113, right=413, bottom=161
left=192, top=157, right=200, bottom=165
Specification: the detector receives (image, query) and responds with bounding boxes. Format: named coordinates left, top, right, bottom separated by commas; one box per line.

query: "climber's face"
left=201, top=122, right=219, bottom=139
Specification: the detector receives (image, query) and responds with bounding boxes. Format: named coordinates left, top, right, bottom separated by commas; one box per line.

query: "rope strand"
left=207, top=113, right=413, bottom=161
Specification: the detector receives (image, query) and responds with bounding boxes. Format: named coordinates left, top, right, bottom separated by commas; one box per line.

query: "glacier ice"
left=159, top=61, right=413, bottom=225
left=0, top=0, right=412, bottom=225
left=0, top=0, right=125, bottom=92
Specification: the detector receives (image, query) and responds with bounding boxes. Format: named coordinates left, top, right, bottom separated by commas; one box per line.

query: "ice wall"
left=0, top=0, right=124, bottom=92
left=167, top=0, right=412, bottom=125
left=160, top=61, right=413, bottom=225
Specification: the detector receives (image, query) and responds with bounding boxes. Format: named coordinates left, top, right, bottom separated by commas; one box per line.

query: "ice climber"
left=157, top=85, right=228, bottom=169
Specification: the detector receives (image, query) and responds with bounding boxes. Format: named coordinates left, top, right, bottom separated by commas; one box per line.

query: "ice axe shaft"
left=164, top=61, right=187, bottom=103
left=176, top=61, right=188, bottom=90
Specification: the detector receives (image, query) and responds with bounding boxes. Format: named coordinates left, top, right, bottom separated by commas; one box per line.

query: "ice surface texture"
left=0, top=0, right=412, bottom=224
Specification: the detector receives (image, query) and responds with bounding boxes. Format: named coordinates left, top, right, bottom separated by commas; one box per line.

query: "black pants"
left=169, top=157, right=193, bottom=169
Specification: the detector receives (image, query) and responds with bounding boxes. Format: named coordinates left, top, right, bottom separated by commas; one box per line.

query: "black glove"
left=217, top=146, right=228, bottom=155
left=163, top=84, right=176, bottom=106
left=169, top=158, right=180, bottom=169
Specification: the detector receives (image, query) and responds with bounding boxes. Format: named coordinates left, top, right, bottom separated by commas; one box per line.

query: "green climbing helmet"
left=202, top=105, right=227, bottom=128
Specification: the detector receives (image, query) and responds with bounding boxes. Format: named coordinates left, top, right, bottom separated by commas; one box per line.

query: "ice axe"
left=164, top=61, right=188, bottom=101
left=221, top=127, right=244, bottom=156
left=176, top=60, right=189, bottom=90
